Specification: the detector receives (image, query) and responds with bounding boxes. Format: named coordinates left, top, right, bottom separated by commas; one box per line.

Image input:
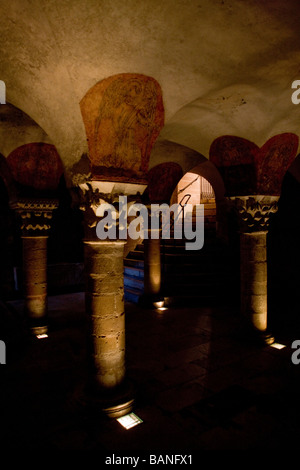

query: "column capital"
left=10, top=198, right=59, bottom=236
left=76, top=180, right=147, bottom=241
left=227, top=195, right=279, bottom=233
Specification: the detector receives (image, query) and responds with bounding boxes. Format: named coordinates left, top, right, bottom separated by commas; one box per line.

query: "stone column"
left=229, top=195, right=279, bottom=343
left=144, top=235, right=161, bottom=299
left=240, top=231, right=268, bottom=332
left=78, top=181, right=147, bottom=417
left=22, top=235, right=48, bottom=335
left=84, top=240, right=127, bottom=393
left=11, top=199, right=58, bottom=336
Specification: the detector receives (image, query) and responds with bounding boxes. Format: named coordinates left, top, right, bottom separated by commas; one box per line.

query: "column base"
left=27, top=316, right=48, bottom=338
left=242, top=320, right=275, bottom=346
left=72, top=378, right=135, bottom=419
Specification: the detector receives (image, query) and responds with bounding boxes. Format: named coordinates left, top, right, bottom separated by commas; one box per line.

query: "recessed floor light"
left=116, top=412, right=143, bottom=430
left=270, top=342, right=286, bottom=350
left=36, top=334, right=48, bottom=339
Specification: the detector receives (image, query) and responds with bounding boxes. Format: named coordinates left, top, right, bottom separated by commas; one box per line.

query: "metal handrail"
left=177, top=176, right=199, bottom=195
left=161, top=193, right=192, bottom=284
left=168, top=193, right=191, bottom=232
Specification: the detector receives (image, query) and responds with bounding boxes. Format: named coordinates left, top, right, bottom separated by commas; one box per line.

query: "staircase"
left=124, top=200, right=239, bottom=307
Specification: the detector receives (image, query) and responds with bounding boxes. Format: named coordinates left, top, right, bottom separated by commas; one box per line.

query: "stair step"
left=124, top=266, right=144, bottom=279
left=124, top=275, right=144, bottom=290
left=124, top=287, right=143, bottom=303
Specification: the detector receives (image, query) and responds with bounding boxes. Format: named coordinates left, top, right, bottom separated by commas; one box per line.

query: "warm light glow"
left=153, top=300, right=164, bottom=308
left=36, top=334, right=48, bottom=339
left=116, top=413, right=143, bottom=429
left=270, top=342, right=286, bottom=350
left=157, top=307, right=168, bottom=311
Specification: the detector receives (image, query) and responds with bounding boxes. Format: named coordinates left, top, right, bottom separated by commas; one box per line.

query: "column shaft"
left=240, top=231, right=267, bottom=332
left=144, top=236, right=161, bottom=297
left=84, top=240, right=126, bottom=391
left=22, top=236, right=48, bottom=334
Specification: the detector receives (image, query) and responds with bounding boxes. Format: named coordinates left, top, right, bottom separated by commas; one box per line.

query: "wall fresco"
left=210, top=133, right=298, bottom=196
left=80, top=73, right=164, bottom=184
left=256, top=134, right=299, bottom=195
left=7, top=143, right=63, bottom=191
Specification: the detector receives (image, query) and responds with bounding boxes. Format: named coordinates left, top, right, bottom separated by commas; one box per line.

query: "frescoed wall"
left=7, top=142, right=64, bottom=192
left=210, top=133, right=298, bottom=196
left=80, top=73, right=164, bottom=184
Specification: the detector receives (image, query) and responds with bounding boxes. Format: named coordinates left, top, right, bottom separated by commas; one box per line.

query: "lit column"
left=78, top=181, right=146, bottom=417
left=11, top=199, right=58, bottom=336
left=229, top=195, right=279, bottom=343
left=22, top=235, right=48, bottom=335
left=240, top=231, right=268, bottom=332
left=144, top=235, right=161, bottom=299
left=141, top=228, right=163, bottom=308
left=84, top=240, right=127, bottom=393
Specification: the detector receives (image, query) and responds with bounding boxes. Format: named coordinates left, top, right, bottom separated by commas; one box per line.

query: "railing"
left=161, top=193, right=192, bottom=282
left=168, top=193, right=191, bottom=233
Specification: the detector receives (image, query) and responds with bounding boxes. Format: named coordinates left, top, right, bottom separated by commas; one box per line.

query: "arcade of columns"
left=4, top=73, right=299, bottom=417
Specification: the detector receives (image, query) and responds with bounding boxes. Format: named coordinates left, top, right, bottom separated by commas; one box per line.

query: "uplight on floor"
left=270, top=342, right=286, bottom=350
left=36, top=334, right=48, bottom=339
left=116, top=413, right=143, bottom=430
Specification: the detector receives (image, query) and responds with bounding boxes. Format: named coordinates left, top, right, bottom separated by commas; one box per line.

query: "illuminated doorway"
left=170, top=172, right=216, bottom=231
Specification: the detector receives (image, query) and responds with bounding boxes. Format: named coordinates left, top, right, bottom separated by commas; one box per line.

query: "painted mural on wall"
left=7, top=143, right=63, bottom=191
left=147, top=162, right=183, bottom=203
left=210, top=133, right=298, bottom=196
left=80, top=73, right=164, bottom=184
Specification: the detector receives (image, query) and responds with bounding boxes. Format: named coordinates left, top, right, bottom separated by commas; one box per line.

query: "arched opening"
left=169, top=159, right=226, bottom=241
left=170, top=172, right=216, bottom=232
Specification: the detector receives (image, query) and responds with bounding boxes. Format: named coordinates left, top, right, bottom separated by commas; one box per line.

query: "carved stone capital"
left=228, top=195, right=279, bottom=233
left=76, top=180, right=147, bottom=241
left=10, top=199, right=59, bottom=236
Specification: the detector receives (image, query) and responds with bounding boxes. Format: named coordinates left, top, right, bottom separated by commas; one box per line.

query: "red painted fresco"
left=255, top=134, right=299, bottom=194
left=210, top=133, right=298, bottom=196
left=7, top=143, right=63, bottom=191
left=210, top=135, right=258, bottom=195
left=80, top=73, right=164, bottom=184
left=147, top=162, right=183, bottom=203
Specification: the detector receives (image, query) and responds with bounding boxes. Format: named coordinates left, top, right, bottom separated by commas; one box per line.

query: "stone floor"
left=1, top=292, right=300, bottom=456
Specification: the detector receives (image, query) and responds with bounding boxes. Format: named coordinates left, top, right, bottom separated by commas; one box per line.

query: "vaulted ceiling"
left=0, top=0, right=300, bottom=186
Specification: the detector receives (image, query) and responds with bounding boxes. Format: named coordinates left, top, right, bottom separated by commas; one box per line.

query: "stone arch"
left=149, top=138, right=227, bottom=239
left=146, top=162, right=183, bottom=204
left=171, top=160, right=226, bottom=240
left=185, top=160, right=225, bottom=202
